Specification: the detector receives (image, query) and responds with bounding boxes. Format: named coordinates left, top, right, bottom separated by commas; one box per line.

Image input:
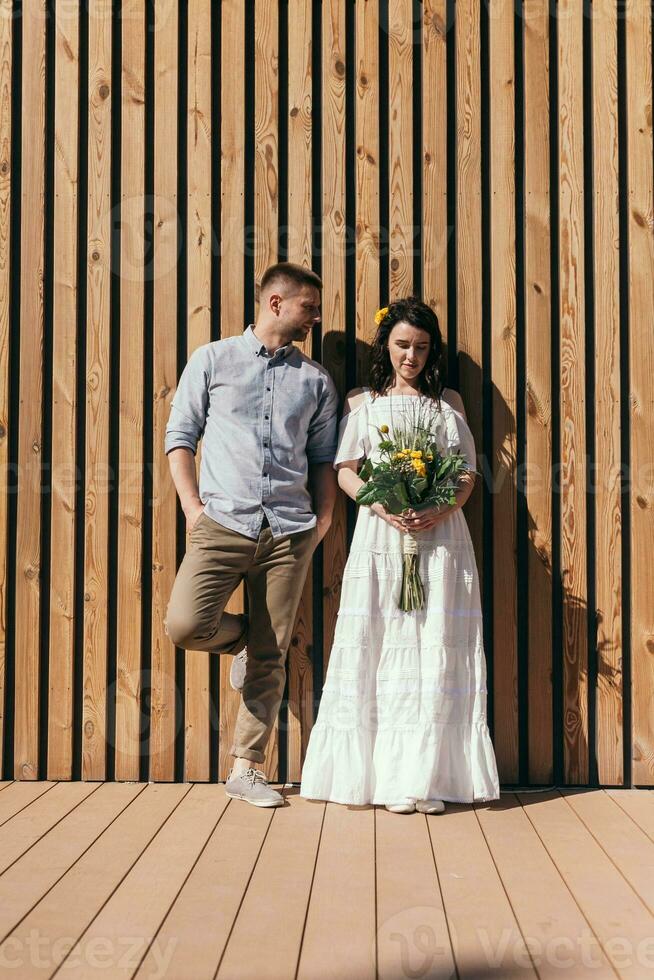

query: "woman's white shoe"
left=385, top=801, right=416, bottom=814
left=416, top=799, right=445, bottom=814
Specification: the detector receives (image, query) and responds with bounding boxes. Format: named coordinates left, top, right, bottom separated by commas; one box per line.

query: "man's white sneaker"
left=229, top=647, right=248, bottom=691
left=385, top=801, right=416, bottom=814
left=416, top=799, right=445, bottom=814
left=225, top=767, right=284, bottom=807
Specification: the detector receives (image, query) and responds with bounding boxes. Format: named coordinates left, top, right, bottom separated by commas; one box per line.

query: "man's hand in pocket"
left=185, top=502, right=206, bottom=534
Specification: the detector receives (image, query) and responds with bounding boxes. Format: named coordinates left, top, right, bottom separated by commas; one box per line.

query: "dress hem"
left=299, top=791, right=501, bottom=806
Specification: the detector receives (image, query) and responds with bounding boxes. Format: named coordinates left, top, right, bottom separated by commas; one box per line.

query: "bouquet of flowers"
left=355, top=398, right=470, bottom=611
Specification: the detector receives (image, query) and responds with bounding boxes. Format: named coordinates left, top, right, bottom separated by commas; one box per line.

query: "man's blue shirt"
left=164, top=325, right=339, bottom=539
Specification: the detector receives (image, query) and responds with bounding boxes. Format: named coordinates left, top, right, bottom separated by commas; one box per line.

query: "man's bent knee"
left=164, top=612, right=214, bottom=649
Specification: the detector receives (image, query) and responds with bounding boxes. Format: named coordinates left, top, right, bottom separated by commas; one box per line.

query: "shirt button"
left=264, top=415, right=269, bottom=420
left=266, top=387, right=271, bottom=391
left=263, top=473, right=268, bottom=478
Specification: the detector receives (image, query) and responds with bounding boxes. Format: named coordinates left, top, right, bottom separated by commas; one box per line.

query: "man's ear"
left=269, top=292, right=282, bottom=316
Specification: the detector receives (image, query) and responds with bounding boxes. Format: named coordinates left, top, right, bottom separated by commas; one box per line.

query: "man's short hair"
left=260, top=262, right=323, bottom=296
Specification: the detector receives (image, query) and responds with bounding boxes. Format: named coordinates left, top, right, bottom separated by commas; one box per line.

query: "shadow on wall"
left=319, top=329, right=601, bottom=787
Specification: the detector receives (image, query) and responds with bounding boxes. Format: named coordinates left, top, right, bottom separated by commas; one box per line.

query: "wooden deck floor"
left=0, top=783, right=654, bottom=979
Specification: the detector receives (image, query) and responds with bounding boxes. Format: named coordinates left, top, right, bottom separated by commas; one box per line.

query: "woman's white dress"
left=300, top=388, right=500, bottom=805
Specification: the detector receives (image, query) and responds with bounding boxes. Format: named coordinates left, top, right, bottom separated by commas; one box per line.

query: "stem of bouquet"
left=400, top=527, right=425, bottom=611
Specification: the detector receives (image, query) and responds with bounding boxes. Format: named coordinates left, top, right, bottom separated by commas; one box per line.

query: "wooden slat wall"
left=14, top=2, right=46, bottom=780
left=320, top=0, right=346, bottom=694
left=252, top=0, right=280, bottom=779
left=489, top=0, right=518, bottom=783
left=455, top=0, right=483, bottom=587
left=354, top=0, right=379, bottom=416
left=49, top=1, right=79, bottom=779
left=558, top=0, right=588, bottom=785
left=115, top=0, right=145, bottom=782
left=422, top=0, right=447, bottom=341
left=150, top=0, right=178, bottom=782
left=2, top=1, right=653, bottom=789
left=184, top=0, right=212, bottom=783
left=0, top=0, right=11, bottom=773
left=524, top=0, right=553, bottom=786
left=217, top=0, right=246, bottom=781
left=389, top=0, right=413, bottom=300
left=82, top=0, right=112, bottom=780
left=592, top=0, right=622, bottom=784
left=626, top=0, right=654, bottom=786
left=286, top=0, right=313, bottom=783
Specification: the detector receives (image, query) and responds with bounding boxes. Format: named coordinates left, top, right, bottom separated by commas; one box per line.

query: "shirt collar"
left=244, top=324, right=294, bottom=360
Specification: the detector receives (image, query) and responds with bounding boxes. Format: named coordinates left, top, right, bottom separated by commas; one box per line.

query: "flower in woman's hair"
left=379, top=424, right=389, bottom=434
left=374, top=306, right=389, bottom=326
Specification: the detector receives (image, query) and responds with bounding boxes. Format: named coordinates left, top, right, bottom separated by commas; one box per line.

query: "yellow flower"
left=380, top=424, right=389, bottom=434
left=412, top=459, right=427, bottom=477
left=374, top=306, right=389, bottom=326
left=410, top=450, right=423, bottom=459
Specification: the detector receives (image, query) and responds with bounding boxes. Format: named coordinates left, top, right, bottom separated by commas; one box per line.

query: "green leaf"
left=393, top=482, right=410, bottom=509
left=356, top=482, right=381, bottom=506
left=359, top=459, right=373, bottom=481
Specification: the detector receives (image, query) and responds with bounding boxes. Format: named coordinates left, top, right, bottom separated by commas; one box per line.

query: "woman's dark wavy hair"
left=369, top=296, right=446, bottom=401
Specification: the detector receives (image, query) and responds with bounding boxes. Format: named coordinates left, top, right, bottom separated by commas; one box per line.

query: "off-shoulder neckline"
left=341, top=388, right=466, bottom=423
left=363, top=388, right=464, bottom=415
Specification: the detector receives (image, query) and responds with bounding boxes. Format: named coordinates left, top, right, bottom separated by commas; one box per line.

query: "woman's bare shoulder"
left=440, top=387, right=467, bottom=418
left=343, top=387, right=367, bottom=414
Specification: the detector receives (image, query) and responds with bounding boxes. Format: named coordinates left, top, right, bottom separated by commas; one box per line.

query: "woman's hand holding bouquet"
left=355, top=401, right=470, bottom=611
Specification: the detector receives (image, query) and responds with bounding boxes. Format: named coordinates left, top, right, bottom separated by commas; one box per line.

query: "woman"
left=300, top=297, right=500, bottom=813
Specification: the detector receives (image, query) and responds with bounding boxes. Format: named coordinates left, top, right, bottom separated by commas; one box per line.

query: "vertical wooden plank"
left=150, top=0, right=178, bottom=782
left=523, top=0, right=553, bottom=784
left=14, top=1, right=46, bottom=779
left=184, top=0, right=212, bottom=783
left=0, top=0, right=12, bottom=772
left=321, top=0, right=346, bottom=708
left=490, top=0, right=518, bottom=781
left=626, top=0, right=654, bottom=785
left=592, top=0, right=622, bottom=785
left=48, top=1, right=79, bottom=779
left=253, top=1, right=278, bottom=295
left=82, top=0, right=112, bottom=780
left=422, top=0, right=448, bottom=335
left=115, top=0, right=145, bottom=782
left=287, top=0, right=313, bottom=289
left=244, top=0, right=279, bottom=781
left=388, top=0, right=413, bottom=300
left=558, top=0, right=588, bottom=784
left=354, top=1, right=379, bottom=417
left=455, top=0, right=483, bottom=580
left=286, top=0, right=313, bottom=783
left=218, top=0, right=246, bottom=781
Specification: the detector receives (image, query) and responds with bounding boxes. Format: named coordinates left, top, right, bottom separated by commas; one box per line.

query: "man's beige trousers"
left=164, top=513, right=317, bottom=764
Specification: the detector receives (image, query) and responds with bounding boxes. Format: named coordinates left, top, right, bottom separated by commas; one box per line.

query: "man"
left=164, top=263, right=338, bottom=807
